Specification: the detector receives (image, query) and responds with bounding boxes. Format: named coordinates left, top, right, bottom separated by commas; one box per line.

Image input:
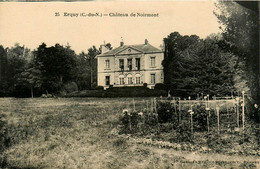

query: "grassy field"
left=0, top=97, right=259, bottom=169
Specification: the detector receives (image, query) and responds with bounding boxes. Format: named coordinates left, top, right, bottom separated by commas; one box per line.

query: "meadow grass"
left=0, top=97, right=259, bottom=169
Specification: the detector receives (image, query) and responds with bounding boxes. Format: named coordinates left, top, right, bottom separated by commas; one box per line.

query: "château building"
left=97, top=39, right=164, bottom=89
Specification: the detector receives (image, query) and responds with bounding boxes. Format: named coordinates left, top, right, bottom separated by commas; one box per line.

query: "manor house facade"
left=97, top=39, right=164, bottom=89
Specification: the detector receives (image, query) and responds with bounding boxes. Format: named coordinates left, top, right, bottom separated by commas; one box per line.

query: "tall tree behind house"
left=215, top=1, right=260, bottom=122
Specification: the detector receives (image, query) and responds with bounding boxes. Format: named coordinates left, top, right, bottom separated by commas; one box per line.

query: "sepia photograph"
left=0, top=0, right=259, bottom=168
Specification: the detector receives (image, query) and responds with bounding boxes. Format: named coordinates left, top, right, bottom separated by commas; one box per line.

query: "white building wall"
left=97, top=50, right=164, bottom=89
left=97, top=56, right=115, bottom=87
left=143, top=53, right=164, bottom=70
left=143, top=52, right=164, bottom=88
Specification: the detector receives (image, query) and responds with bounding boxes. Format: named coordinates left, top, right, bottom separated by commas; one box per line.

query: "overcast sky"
left=0, top=1, right=221, bottom=54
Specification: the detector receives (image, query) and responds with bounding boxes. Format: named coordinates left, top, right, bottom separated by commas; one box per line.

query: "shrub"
left=157, top=101, right=174, bottom=123
left=143, top=112, right=158, bottom=127
left=119, top=108, right=160, bottom=134
left=143, top=83, right=148, bottom=88
left=155, top=83, right=166, bottom=90
left=192, top=105, right=208, bottom=131
left=175, top=121, right=192, bottom=143
left=63, top=82, right=78, bottom=93
left=95, top=86, right=104, bottom=90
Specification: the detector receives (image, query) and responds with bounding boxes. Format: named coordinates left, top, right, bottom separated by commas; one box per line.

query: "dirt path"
left=127, top=144, right=260, bottom=169
left=119, top=135, right=260, bottom=168
left=151, top=147, right=260, bottom=162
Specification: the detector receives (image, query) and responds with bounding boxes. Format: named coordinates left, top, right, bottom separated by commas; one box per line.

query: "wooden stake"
left=207, top=115, right=209, bottom=132
left=191, top=113, right=193, bottom=136
left=146, top=100, right=150, bottom=121
left=142, top=99, right=145, bottom=111
left=217, top=107, right=220, bottom=135
left=133, top=98, right=136, bottom=111
left=178, top=100, right=181, bottom=123
left=214, top=96, right=217, bottom=114
left=179, top=99, right=181, bottom=112
left=127, top=102, right=131, bottom=131
left=232, top=95, right=234, bottom=108
left=154, top=98, right=157, bottom=113
left=207, top=94, right=209, bottom=109
left=242, top=91, right=245, bottom=131
left=188, top=96, right=191, bottom=109
left=236, top=97, right=239, bottom=128
left=151, top=98, right=153, bottom=113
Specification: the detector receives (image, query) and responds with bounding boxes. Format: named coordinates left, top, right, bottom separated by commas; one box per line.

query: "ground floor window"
left=136, top=77, right=141, bottom=84
left=119, top=77, right=124, bottom=85
left=151, top=74, right=155, bottom=84
left=128, top=77, right=133, bottom=84
left=105, top=76, right=110, bottom=85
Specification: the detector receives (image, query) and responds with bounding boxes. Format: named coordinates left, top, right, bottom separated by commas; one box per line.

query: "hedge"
left=63, top=88, right=167, bottom=97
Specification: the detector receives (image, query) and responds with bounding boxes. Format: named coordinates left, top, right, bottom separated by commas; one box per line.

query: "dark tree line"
left=214, top=1, right=260, bottom=122
left=0, top=34, right=246, bottom=99
left=163, top=32, right=241, bottom=98
left=163, top=1, right=259, bottom=123
left=0, top=43, right=108, bottom=97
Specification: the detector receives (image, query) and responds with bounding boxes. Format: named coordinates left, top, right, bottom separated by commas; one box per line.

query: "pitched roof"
left=98, top=43, right=163, bottom=57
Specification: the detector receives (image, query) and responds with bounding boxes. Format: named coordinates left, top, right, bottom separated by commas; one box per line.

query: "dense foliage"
left=163, top=32, right=238, bottom=98
left=0, top=43, right=101, bottom=97
left=214, top=1, right=259, bottom=122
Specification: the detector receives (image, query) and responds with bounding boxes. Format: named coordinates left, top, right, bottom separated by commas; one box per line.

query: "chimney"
left=160, top=40, right=165, bottom=51
left=145, top=39, right=148, bottom=45
left=120, top=41, right=124, bottom=47
left=100, top=45, right=109, bottom=54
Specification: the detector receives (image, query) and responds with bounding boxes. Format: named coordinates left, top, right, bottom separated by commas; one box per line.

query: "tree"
left=34, top=43, right=77, bottom=93
left=178, top=37, right=236, bottom=97
left=214, top=1, right=260, bottom=122
left=4, top=44, right=29, bottom=96
left=87, top=46, right=99, bottom=89
left=163, top=32, right=200, bottom=96
left=74, top=51, right=91, bottom=90
left=18, top=62, right=42, bottom=98
left=0, top=46, right=8, bottom=96
left=163, top=32, right=237, bottom=98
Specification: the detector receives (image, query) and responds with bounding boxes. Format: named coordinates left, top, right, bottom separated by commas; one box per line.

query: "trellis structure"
left=121, top=92, right=247, bottom=137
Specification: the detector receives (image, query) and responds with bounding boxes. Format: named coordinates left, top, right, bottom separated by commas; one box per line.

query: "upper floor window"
left=127, top=59, right=132, bottom=71
left=119, top=59, right=124, bottom=71
left=150, top=57, right=155, bottom=67
left=105, top=60, right=110, bottom=69
left=136, top=58, right=140, bottom=70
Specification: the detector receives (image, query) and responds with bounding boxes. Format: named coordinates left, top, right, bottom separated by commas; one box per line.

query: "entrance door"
left=105, top=76, right=110, bottom=86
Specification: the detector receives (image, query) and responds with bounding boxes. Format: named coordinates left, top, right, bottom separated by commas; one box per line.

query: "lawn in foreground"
left=0, top=97, right=259, bottom=169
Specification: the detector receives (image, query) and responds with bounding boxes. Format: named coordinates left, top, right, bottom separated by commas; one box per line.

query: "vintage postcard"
left=0, top=1, right=259, bottom=169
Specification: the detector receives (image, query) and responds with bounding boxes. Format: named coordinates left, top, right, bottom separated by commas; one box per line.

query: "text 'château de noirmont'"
left=109, top=12, right=159, bottom=17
